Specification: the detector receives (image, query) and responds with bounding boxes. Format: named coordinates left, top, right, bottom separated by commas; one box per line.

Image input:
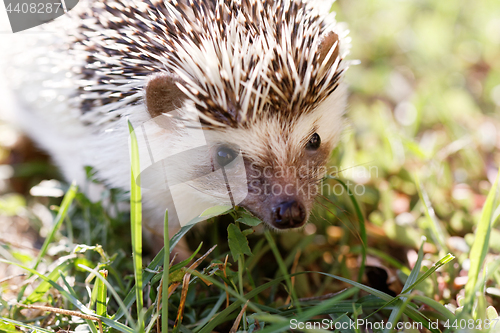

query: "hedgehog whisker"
left=326, top=161, right=375, bottom=178
left=314, top=197, right=362, bottom=243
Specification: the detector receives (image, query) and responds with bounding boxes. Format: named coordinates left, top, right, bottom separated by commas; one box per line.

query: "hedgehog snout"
left=271, top=199, right=307, bottom=229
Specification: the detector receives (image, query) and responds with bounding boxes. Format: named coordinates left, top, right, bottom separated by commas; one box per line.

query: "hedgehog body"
left=1, top=0, right=350, bottom=234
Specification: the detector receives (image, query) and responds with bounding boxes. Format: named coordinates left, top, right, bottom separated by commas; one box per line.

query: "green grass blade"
left=311, top=271, right=439, bottom=333
left=414, top=175, right=448, bottom=251
left=78, top=264, right=137, bottom=332
left=196, top=268, right=433, bottom=333
left=329, top=313, right=355, bottom=333
left=32, top=182, right=78, bottom=271
left=192, top=293, right=225, bottom=332
left=168, top=242, right=203, bottom=274
left=366, top=252, right=454, bottom=326
left=15, top=182, right=78, bottom=302
left=189, top=270, right=263, bottom=313
left=169, top=224, right=195, bottom=251
left=400, top=253, right=455, bottom=294
left=257, top=288, right=359, bottom=333
left=194, top=271, right=349, bottom=333
left=464, top=169, right=500, bottom=314
left=381, top=293, right=456, bottom=332
left=0, top=318, right=54, bottom=333
left=145, top=312, right=160, bottom=333
left=112, top=224, right=194, bottom=321
left=128, top=120, right=144, bottom=329
left=384, top=237, right=426, bottom=332
left=410, top=295, right=455, bottom=321
left=385, top=296, right=414, bottom=333
left=59, top=270, right=82, bottom=300
left=145, top=313, right=160, bottom=333
left=60, top=271, right=99, bottom=333
left=162, top=210, right=170, bottom=332
left=476, top=258, right=500, bottom=294
left=330, top=178, right=367, bottom=282
left=26, top=258, right=72, bottom=304
left=95, top=270, right=108, bottom=318
left=0, top=258, right=95, bottom=315
left=264, top=230, right=301, bottom=312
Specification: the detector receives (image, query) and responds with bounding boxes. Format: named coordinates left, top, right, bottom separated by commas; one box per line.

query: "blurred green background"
left=330, top=0, right=500, bottom=245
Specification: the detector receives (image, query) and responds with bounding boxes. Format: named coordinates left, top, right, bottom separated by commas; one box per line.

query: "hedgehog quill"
left=0, top=0, right=351, bottom=240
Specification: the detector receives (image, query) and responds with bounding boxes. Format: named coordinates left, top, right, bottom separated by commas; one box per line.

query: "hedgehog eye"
left=216, top=146, right=238, bottom=167
left=306, top=133, right=321, bottom=150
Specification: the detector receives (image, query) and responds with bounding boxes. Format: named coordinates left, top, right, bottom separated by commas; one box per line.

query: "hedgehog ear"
left=145, top=73, right=186, bottom=118
left=318, top=31, right=340, bottom=67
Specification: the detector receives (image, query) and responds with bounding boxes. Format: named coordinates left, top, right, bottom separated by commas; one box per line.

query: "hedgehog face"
left=209, top=88, right=346, bottom=229
left=144, top=62, right=346, bottom=230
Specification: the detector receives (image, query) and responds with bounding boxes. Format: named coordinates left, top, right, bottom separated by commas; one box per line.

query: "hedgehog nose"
left=272, top=200, right=306, bottom=229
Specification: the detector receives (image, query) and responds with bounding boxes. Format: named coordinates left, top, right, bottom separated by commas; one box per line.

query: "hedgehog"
left=0, top=0, right=350, bottom=239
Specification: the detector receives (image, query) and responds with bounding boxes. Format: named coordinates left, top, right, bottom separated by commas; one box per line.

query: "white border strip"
left=0, top=1, right=14, bottom=33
